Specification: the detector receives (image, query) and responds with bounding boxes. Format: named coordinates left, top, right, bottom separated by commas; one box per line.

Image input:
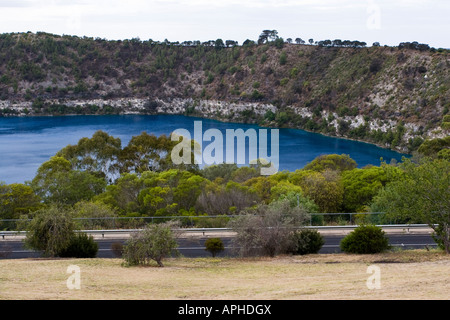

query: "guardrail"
left=0, top=224, right=434, bottom=239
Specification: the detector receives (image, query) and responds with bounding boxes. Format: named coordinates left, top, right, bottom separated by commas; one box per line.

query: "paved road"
left=0, top=232, right=438, bottom=259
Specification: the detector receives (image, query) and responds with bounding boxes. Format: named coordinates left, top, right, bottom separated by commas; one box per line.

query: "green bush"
left=292, top=229, right=325, bottom=255
left=122, top=221, right=179, bottom=267
left=23, top=205, right=76, bottom=257
left=194, top=216, right=230, bottom=228
left=340, top=225, right=390, bottom=254
left=279, top=52, right=287, bottom=65
left=58, top=233, right=99, bottom=258
left=204, top=238, right=225, bottom=257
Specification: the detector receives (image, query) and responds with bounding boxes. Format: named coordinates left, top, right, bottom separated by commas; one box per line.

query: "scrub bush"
left=292, top=229, right=325, bottom=255
left=204, top=238, right=225, bottom=257
left=58, top=233, right=98, bottom=258
left=340, top=225, right=390, bottom=254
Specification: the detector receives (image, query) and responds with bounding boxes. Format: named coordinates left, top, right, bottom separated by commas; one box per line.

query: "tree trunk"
left=445, top=225, right=450, bottom=254
left=156, top=257, right=164, bottom=267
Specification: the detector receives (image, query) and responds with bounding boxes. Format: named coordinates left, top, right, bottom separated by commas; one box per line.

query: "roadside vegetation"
left=0, top=32, right=448, bottom=259
left=0, top=129, right=448, bottom=259
left=0, top=30, right=447, bottom=301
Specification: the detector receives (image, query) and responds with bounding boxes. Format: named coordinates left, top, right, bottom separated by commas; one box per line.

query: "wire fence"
left=0, top=212, right=393, bottom=231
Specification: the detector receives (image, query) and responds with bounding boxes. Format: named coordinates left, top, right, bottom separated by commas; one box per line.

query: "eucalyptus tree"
left=56, top=130, right=122, bottom=182
left=118, top=132, right=198, bottom=175
left=31, top=156, right=106, bottom=206
left=371, top=158, right=450, bottom=253
left=258, top=30, right=279, bottom=44
left=0, top=182, right=41, bottom=220
left=118, top=132, right=174, bottom=174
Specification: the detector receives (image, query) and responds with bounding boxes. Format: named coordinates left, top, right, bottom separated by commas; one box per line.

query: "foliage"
left=122, top=221, right=180, bottom=267
left=0, top=182, right=42, bottom=221
left=303, top=154, right=357, bottom=172
left=228, top=198, right=309, bottom=257
left=204, top=238, right=225, bottom=257
left=119, top=132, right=178, bottom=174
left=31, top=156, right=106, bottom=206
left=94, top=169, right=206, bottom=216
left=56, top=130, right=122, bottom=181
left=279, top=52, right=287, bottom=65
left=200, top=163, right=238, bottom=182
left=340, top=225, right=390, bottom=254
left=297, top=169, right=344, bottom=213
left=197, top=180, right=259, bottom=215
left=341, top=166, right=389, bottom=213
left=193, top=215, right=230, bottom=228
left=291, top=229, right=325, bottom=255
left=371, top=158, right=450, bottom=253
left=417, top=137, right=450, bottom=159
left=23, top=205, right=76, bottom=257
left=93, top=172, right=147, bottom=214
left=71, top=200, right=118, bottom=229
left=57, top=233, right=98, bottom=258
left=273, top=189, right=319, bottom=214
left=8, top=123, right=444, bottom=248
left=138, top=169, right=206, bottom=216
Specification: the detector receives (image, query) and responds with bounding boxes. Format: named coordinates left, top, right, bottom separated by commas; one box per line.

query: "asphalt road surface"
left=0, top=232, right=438, bottom=260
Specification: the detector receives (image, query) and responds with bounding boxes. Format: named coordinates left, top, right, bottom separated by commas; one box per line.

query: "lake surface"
left=0, top=115, right=408, bottom=184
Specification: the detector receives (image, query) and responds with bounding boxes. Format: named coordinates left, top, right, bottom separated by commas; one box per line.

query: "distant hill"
left=0, top=31, right=449, bottom=153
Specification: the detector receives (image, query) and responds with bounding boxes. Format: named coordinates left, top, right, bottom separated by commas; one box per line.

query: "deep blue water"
left=0, top=115, right=408, bottom=184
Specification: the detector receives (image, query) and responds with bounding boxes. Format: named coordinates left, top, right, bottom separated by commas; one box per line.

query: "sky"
left=0, top=0, right=448, bottom=48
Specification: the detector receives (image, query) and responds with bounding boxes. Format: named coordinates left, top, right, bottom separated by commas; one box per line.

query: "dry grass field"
left=0, top=250, right=449, bottom=300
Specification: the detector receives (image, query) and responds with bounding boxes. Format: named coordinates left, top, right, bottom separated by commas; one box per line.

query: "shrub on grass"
left=292, top=229, right=325, bottom=255
left=122, top=221, right=180, bottom=267
left=23, top=205, right=76, bottom=257
left=340, top=225, right=390, bottom=254
left=58, top=233, right=98, bottom=258
left=205, top=238, right=225, bottom=257
left=228, top=199, right=309, bottom=257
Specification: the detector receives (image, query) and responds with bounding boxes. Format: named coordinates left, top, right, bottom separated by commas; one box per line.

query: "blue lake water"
left=0, top=115, right=408, bottom=184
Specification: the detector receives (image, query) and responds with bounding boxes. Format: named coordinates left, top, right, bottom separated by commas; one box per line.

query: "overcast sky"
left=0, top=0, right=448, bottom=48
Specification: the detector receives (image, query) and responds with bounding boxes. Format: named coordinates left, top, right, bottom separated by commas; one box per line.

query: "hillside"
left=0, top=32, right=449, bottom=153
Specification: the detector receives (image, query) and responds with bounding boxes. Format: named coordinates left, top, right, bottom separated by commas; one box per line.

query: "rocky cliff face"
left=0, top=32, right=449, bottom=153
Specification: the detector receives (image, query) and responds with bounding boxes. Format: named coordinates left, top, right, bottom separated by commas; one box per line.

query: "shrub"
left=194, top=216, right=230, bottom=228
left=251, top=89, right=264, bottom=101
left=228, top=198, right=309, bottom=257
left=58, top=233, right=98, bottom=258
left=280, top=78, right=289, bottom=86
left=204, top=238, right=225, bottom=257
left=23, top=205, right=76, bottom=257
left=279, top=52, right=287, bottom=65
left=340, top=225, right=390, bottom=254
left=122, top=221, right=180, bottom=267
left=292, top=229, right=325, bottom=255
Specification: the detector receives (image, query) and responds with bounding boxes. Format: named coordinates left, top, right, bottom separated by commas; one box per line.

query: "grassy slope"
left=0, top=250, right=448, bottom=300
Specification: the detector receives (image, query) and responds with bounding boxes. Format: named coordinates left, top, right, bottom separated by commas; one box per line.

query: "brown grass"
left=0, top=250, right=449, bottom=300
